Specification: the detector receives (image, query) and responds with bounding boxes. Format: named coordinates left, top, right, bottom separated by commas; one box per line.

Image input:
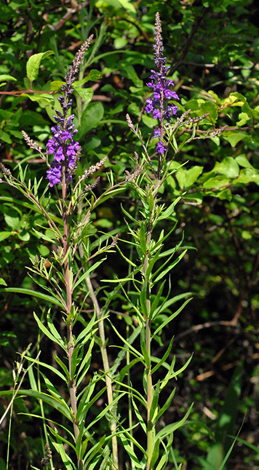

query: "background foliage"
left=0, top=0, right=259, bottom=469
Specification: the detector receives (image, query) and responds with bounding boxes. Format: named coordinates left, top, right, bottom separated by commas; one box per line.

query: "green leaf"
left=237, top=112, right=251, bottom=126
left=153, top=250, right=187, bottom=284
left=26, top=51, right=54, bottom=81
left=0, top=389, right=72, bottom=421
left=0, top=130, right=12, bottom=144
left=152, top=338, right=174, bottom=374
left=159, top=197, right=181, bottom=221
left=0, top=74, right=17, bottom=83
left=21, top=93, right=55, bottom=107
left=156, top=403, right=193, bottom=440
left=199, top=101, right=218, bottom=123
left=76, top=348, right=92, bottom=387
left=33, top=312, right=66, bottom=346
left=150, top=438, right=160, bottom=468
left=184, top=166, right=203, bottom=187
left=152, top=298, right=192, bottom=337
left=123, top=65, right=142, bottom=88
left=47, top=310, right=64, bottom=343
left=75, top=87, right=93, bottom=104
left=213, top=157, right=239, bottom=178
left=73, top=258, right=106, bottom=290
left=25, top=355, right=67, bottom=381
left=222, top=132, right=250, bottom=147
left=118, top=0, right=136, bottom=12
left=78, top=102, right=104, bottom=138
left=118, top=431, right=146, bottom=467
left=233, top=168, right=259, bottom=185
left=203, top=175, right=230, bottom=189
left=154, top=388, right=176, bottom=424
left=150, top=381, right=160, bottom=422
left=235, top=155, right=253, bottom=168
left=54, top=353, right=69, bottom=379
left=50, top=80, right=65, bottom=91
left=150, top=280, right=166, bottom=318
left=132, top=397, right=147, bottom=432
left=51, top=437, right=76, bottom=470
left=139, top=222, right=147, bottom=254
left=0, top=287, right=64, bottom=308
left=0, top=231, right=13, bottom=241
left=84, top=436, right=106, bottom=468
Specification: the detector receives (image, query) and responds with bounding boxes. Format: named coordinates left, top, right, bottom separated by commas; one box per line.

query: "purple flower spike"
left=46, top=36, right=93, bottom=187
left=145, top=12, right=179, bottom=155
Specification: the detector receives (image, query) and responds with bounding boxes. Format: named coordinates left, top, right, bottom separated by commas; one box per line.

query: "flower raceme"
left=46, top=117, right=80, bottom=187
left=145, top=12, right=179, bottom=155
left=46, top=36, right=93, bottom=187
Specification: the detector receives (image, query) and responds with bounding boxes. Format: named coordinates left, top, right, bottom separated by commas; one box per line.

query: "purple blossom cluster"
left=46, top=114, right=80, bottom=187
left=46, top=36, right=93, bottom=187
left=145, top=13, right=179, bottom=155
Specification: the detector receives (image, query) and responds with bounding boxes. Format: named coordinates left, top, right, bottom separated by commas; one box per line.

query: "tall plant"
left=1, top=10, right=256, bottom=470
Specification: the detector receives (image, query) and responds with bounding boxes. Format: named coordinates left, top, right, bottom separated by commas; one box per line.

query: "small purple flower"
left=156, top=141, right=166, bottom=154
left=46, top=165, right=62, bottom=187
left=145, top=12, right=179, bottom=155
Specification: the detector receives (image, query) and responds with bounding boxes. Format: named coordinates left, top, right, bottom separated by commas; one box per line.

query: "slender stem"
left=146, top=317, right=153, bottom=470
left=143, top=225, right=153, bottom=470
left=85, top=275, right=119, bottom=470
left=61, top=175, right=82, bottom=469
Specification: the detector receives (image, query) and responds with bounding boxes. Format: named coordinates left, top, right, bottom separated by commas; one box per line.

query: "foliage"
left=0, top=1, right=259, bottom=469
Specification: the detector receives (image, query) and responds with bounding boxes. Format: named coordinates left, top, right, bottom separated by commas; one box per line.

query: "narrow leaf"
left=153, top=298, right=192, bottom=337
left=0, top=287, right=64, bottom=308
left=156, top=403, right=194, bottom=440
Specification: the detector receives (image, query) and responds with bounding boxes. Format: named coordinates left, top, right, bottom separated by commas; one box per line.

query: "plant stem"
left=144, top=225, right=153, bottom=470
left=61, top=176, right=82, bottom=469
left=85, top=275, right=119, bottom=470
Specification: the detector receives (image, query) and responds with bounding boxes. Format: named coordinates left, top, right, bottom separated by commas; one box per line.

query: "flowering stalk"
left=145, top=12, right=179, bottom=172
left=144, top=14, right=179, bottom=469
left=46, top=35, right=93, bottom=189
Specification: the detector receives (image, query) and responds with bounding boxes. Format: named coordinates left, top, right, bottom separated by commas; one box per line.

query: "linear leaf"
left=0, top=287, right=64, bottom=308
left=119, top=431, right=146, bottom=467
left=0, top=389, right=72, bottom=421
left=24, top=355, right=67, bottom=382
left=153, top=298, right=192, bottom=337
left=154, top=388, right=176, bottom=424
left=152, top=338, right=174, bottom=374
left=161, top=355, right=193, bottom=389
left=153, top=250, right=187, bottom=283
left=33, top=313, right=66, bottom=348
left=73, top=258, right=106, bottom=290
left=158, top=197, right=181, bottom=220
left=132, top=397, right=147, bottom=433
left=156, top=403, right=194, bottom=440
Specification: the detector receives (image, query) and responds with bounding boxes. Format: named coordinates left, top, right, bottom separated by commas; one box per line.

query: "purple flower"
left=46, top=114, right=80, bottom=186
left=46, top=36, right=93, bottom=187
left=145, top=12, right=179, bottom=155
left=156, top=141, right=166, bottom=154
left=46, top=165, right=62, bottom=187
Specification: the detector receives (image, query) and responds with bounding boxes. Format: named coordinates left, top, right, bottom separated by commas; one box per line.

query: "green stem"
left=62, top=175, right=82, bottom=469
left=144, top=225, right=153, bottom=470
left=146, top=316, right=153, bottom=470
left=85, top=275, right=119, bottom=470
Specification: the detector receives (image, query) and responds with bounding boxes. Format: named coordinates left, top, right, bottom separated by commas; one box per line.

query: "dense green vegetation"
left=0, top=0, right=259, bottom=469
